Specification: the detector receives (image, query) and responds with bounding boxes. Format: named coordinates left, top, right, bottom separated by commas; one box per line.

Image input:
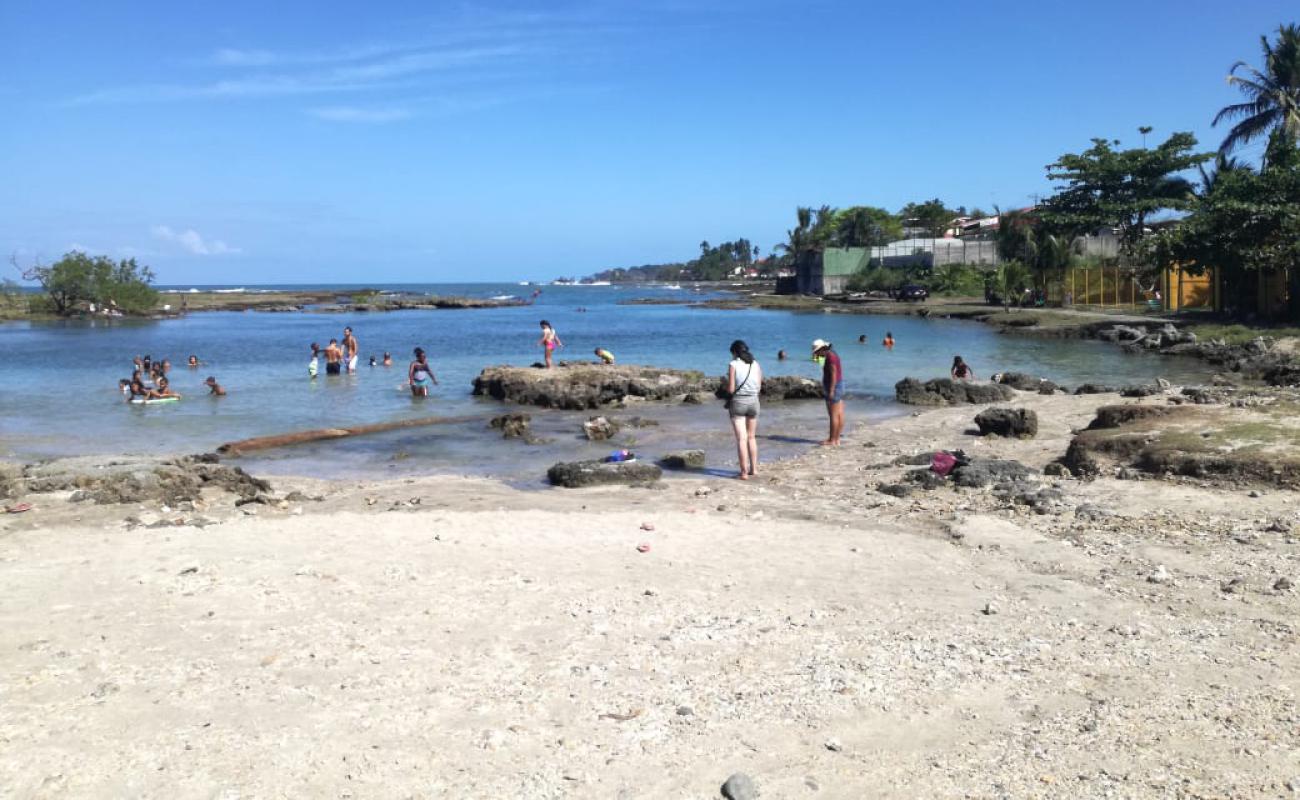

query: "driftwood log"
left=217, top=415, right=481, bottom=456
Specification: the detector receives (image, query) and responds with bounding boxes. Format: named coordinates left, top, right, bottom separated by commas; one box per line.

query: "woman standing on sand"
left=538, top=320, right=563, bottom=369
left=725, top=340, right=762, bottom=480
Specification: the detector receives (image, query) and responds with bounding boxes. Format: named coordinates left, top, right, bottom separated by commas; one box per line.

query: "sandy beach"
left=2, top=388, right=1296, bottom=799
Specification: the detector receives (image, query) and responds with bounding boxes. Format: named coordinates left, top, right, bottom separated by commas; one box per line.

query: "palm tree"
left=1197, top=152, right=1251, bottom=194
left=776, top=207, right=814, bottom=262
left=1213, top=24, right=1300, bottom=154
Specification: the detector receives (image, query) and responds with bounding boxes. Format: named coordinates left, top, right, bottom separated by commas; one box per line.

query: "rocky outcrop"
left=489, top=413, right=531, bottom=439
left=583, top=416, right=621, bottom=441
left=547, top=459, right=662, bottom=488
left=996, top=372, right=1060, bottom=394
left=974, top=407, right=1039, bottom=438
left=754, top=375, right=825, bottom=400
left=951, top=459, right=1034, bottom=488
left=895, top=378, right=1015, bottom=406
left=14, top=453, right=270, bottom=505
left=473, top=364, right=825, bottom=409
left=1074, top=383, right=1117, bottom=395
left=657, top=450, right=706, bottom=470
left=473, top=364, right=713, bottom=410
left=1086, top=404, right=1179, bottom=430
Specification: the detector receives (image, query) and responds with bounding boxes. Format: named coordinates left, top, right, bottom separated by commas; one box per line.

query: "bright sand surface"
left=1, top=392, right=1296, bottom=798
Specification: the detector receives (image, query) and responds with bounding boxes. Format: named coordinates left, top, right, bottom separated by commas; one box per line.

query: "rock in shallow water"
left=547, top=460, right=662, bottom=488
left=658, top=450, right=706, bottom=470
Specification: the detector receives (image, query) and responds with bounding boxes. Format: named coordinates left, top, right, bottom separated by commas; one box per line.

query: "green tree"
left=1148, top=131, right=1300, bottom=318
left=1213, top=24, right=1300, bottom=156
left=989, top=260, right=1034, bottom=311
left=899, top=198, right=955, bottom=237
left=835, top=206, right=902, bottom=247
left=1039, top=132, right=1209, bottom=262
left=20, top=251, right=158, bottom=316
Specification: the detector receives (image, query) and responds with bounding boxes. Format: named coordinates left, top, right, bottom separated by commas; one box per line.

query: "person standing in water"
left=538, top=320, right=563, bottom=368
left=951, top=355, right=975, bottom=380
left=343, top=327, right=359, bottom=374
left=205, top=376, right=226, bottom=396
left=726, top=340, right=762, bottom=480
left=324, top=339, right=343, bottom=375
left=408, top=347, right=437, bottom=396
left=883, top=331, right=895, bottom=349
left=813, top=339, right=844, bottom=446
left=308, top=343, right=320, bottom=378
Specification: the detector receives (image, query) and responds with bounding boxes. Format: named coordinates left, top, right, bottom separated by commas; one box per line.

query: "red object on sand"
left=5, top=502, right=32, bottom=513
left=636, top=543, right=651, bottom=553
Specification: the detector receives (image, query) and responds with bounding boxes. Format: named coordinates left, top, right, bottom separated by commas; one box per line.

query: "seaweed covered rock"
left=895, top=378, right=1015, bottom=406
left=1074, top=383, right=1117, bottom=395
left=974, top=407, right=1039, bottom=438
left=547, top=459, right=662, bottom=488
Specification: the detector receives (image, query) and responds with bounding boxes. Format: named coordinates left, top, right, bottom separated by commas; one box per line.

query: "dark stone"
left=721, top=772, right=758, bottom=800
left=892, top=452, right=936, bottom=466
left=1263, top=364, right=1300, bottom=387
left=997, top=372, right=1059, bottom=393
left=951, top=459, right=1033, bottom=488
left=16, top=454, right=270, bottom=506
left=894, top=377, right=1015, bottom=406
left=1086, top=405, right=1180, bottom=430
left=876, top=482, right=913, bottom=498
left=1043, top=461, right=1071, bottom=477
left=1120, top=384, right=1161, bottom=398
left=903, top=468, right=947, bottom=489
left=547, top=460, right=662, bottom=488
left=658, top=450, right=706, bottom=470
left=583, top=416, right=621, bottom=441
left=489, top=412, right=532, bottom=439
left=1074, top=383, right=1117, bottom=395
left=974, top=407, right=1039, bottom=438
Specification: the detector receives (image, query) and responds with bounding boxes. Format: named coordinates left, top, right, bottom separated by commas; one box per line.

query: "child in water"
left=951, top=355, right=974, bottom=380
left=205, top=377, right=226, bottom=396
left=883, top=331, right=895, bottom=349
left=308, top=343, right=320, bottom=378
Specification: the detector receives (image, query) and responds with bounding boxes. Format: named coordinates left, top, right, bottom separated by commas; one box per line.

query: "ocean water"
left=1, top=283, right=1213, bottom=484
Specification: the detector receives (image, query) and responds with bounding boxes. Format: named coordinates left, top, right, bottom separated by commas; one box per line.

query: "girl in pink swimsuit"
left=538, top=320, right=563, bottom=368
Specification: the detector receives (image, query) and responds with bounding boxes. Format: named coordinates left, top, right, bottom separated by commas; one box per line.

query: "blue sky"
left=1, top=1, right=1294, bottom=284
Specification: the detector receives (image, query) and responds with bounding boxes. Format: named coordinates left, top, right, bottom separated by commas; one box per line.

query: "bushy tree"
left=21, top=251, right=158, bottom=315
left=1147, top=131, right=1300, bottom=317
left=1039, top=132, right=1210, bottom=262
left=899, top=198, right=955, bottom=237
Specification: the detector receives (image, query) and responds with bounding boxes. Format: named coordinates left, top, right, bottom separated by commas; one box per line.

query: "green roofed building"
left=793, top=247, right=869, bottom=295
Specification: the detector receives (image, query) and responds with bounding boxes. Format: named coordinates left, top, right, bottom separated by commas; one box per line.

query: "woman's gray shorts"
left=729, top=394, right=760, bottom=419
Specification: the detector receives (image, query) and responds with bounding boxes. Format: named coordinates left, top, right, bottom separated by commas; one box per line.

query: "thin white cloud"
left=213, top=48, right=276, bottom=66
left=151, top=225, right=241, bottom=256
left=309, top=106, right=412, bottom=123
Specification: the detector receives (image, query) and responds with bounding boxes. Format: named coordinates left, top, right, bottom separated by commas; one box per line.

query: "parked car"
left=898, top=284, right=929, bottom=301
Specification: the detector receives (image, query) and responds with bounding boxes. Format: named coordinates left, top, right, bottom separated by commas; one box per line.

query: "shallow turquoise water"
left=0, top=283, right=1211, bottom=481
